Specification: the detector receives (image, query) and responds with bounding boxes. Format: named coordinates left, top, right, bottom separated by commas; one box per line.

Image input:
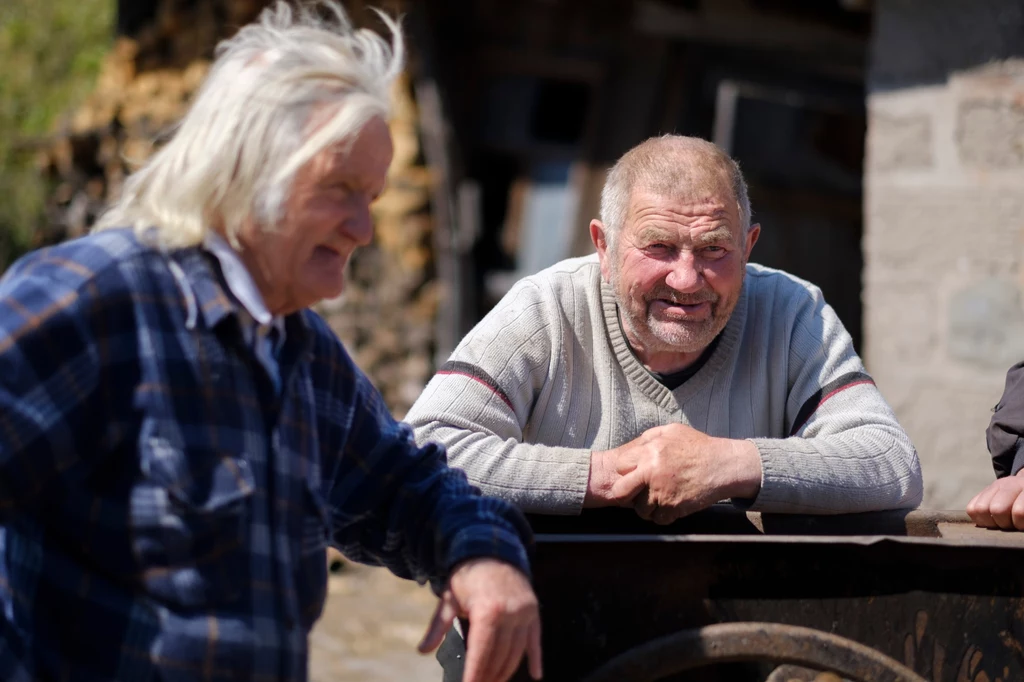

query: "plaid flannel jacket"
left=0, top=228, right=532, bottom=682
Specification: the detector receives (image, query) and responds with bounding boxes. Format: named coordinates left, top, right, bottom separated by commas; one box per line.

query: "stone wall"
left=865, top=1, right=1024, bottom=508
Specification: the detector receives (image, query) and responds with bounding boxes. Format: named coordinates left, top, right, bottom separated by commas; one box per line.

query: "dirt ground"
left=309, top=562, right=441, bottom=682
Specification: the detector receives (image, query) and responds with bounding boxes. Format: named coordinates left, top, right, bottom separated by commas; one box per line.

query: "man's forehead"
left=308, top=122, right=392, bottom=180
left=628, top=189, right=735, bottom=219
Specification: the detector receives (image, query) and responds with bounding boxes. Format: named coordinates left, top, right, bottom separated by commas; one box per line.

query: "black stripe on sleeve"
left=437, top=360, right=514, bottom=411
left=788, top=371, right=875, bottom=437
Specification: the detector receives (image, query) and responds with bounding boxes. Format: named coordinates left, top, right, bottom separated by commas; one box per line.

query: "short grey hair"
left=94, top=1, right=403, bottom=249
left=599, top=135, right=752, bottom=248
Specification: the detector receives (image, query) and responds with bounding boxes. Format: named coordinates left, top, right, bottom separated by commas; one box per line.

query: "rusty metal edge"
left=581, top=622, right=929, bottom=682
left=534, top=532, right=1024, bottom=548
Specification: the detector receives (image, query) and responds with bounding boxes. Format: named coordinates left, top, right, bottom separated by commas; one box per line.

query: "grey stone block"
left=863, top=281, right=937, bottom=367
left=865, top=186, right=1024, bottom=278
left=869, top=113, right=933, bottom=170
left=947, top=277, right=1024, bottom=369
left=957, top=99, right=1024, bottom=167
left=884, top=374, right=1001, bottom=508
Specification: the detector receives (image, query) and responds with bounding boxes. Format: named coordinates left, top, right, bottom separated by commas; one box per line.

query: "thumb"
left=418, top=589, right=459, bottom=654
left=610, top=467, right=646, bottom=504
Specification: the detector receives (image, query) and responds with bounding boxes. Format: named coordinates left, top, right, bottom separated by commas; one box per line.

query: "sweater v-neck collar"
left=600, top=276, right=748, bottom=411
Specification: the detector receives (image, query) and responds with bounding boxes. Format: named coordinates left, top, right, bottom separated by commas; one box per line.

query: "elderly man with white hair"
left=0, top=4, right=540, bottom=682
left=408, top=135, right=924, bottom=523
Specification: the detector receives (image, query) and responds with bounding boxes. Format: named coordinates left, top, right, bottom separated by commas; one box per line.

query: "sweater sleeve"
left=405, top=278, right=592, bottom=515
left=746, top=282, right=924, bottom=514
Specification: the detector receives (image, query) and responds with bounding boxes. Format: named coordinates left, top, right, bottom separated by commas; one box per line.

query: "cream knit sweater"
left=406, top=256, right=923, bottom=515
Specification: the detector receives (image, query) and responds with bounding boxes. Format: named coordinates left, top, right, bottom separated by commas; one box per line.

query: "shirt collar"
left=203, top=231, right=276, bottom=327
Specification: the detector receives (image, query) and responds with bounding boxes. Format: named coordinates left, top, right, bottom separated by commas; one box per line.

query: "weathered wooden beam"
left=634, top=0, right=866, bottom=64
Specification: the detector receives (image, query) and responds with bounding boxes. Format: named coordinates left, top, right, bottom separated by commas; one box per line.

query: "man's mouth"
left=649, top=299, right=712, bottom=319
left=311, top=244, right=347, bottom=267
left=314, top=244, right=343, bottom=258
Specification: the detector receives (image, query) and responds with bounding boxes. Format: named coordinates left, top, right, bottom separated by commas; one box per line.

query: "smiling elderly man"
left=0, top=5, right=540, bottom=682
left=407, top=135, right=923, bottom=524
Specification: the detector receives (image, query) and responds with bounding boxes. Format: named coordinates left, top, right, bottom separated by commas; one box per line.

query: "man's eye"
left=646, top=243, right=670, bottom=252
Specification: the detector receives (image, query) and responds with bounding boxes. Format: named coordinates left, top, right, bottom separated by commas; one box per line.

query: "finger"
left=969, top=484, right=999, bottom=528
left=493, top=625, right=528, bottom=682
left=966, top=490, right=982, bottom=518
left=988, top=485, right=1020, bottom=530
left=614, top=450, right=641, bottom=475
left=417, top=590, right=459, bottom=654
left=527, top=614, right=543, bottom=680
left=463, top=615, right=502, bottom=682
left=1012, top=491, right=1024, bottom=531
left=652, top=505, right=679, bottom=526
left=487, top=623, right=517, bottom=682
left=610, top=467, right=647, bottom=506
left=634, top=491, right=657, bottom=521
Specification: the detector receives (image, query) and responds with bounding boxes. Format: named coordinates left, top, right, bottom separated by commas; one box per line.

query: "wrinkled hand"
left=585, top=447, right=645, bottom=508
left=417, top=558, right=542, bottom=682
left=602, top=423, right=762, bottom=525
left=967, top=473, right=1024, bottom=530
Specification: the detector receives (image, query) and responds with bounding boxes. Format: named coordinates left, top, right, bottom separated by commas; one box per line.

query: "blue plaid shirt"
left=0, top=228, right=532, bottom=682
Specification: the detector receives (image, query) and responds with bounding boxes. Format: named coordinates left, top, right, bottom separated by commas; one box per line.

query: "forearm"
left=414, top=422, right=592, bottom=515
left=429, top=469, right=534, bottom=584
left=715, top=438, right=762, bottom=500
left=332, top=433, right=532, bottom=592
left=748, top=425, right=922, bottom=514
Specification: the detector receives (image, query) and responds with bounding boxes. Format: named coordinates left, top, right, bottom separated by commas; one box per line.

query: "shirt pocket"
left=133, top=431, right=256, bottom=610
left=296, top=463, right=331, bottom=629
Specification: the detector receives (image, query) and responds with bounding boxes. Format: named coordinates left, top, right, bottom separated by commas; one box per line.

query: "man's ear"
left=590, top=219, right=612, bottom=282
left=744, top=223, right=761, bottom=261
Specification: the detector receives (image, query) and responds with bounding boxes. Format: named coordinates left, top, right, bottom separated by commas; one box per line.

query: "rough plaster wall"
left=865, top=58, right=1024, bottom=509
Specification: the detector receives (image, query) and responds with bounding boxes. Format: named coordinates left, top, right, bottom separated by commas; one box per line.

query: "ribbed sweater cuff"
left=518, top=447, right=591, bottom=515
left=744, top=438, right=795, bottom=512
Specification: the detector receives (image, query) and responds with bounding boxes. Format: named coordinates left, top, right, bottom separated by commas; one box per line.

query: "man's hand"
left=598, top=423, right=762, bottom=524
left=417, top=558, right=542, bottom=682
left=967, top=471, right=1024, bottom=530
left=585, top=448, right=644, bottom=507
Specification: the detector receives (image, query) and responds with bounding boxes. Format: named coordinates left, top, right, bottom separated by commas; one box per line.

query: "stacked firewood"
left=32, top=0, right=438, bottom=418
left=317, top=75, right=438, bottom=418
left=33, top=37, right=211, bottom=246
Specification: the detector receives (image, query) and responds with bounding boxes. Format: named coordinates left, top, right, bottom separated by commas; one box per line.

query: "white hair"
left=94, top=1, right=404, bottom=249
left=599, top=135, right=752, bottom=249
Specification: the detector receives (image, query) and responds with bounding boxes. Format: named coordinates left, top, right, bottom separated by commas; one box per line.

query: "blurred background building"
left=4, top=0, right=1024, bottom=513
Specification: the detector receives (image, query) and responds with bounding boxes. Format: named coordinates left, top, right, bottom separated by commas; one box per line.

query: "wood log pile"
left=317, top=76, right=438, bottom=419
left=32, top=37, right=212, bottom=246
left=32, top=0, right=439, bottom=419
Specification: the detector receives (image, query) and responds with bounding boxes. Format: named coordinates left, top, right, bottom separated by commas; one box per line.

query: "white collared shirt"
left=204, top=231, right=286, bottom=391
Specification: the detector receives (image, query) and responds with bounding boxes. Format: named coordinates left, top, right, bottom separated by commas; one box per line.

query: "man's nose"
left=342, top=199, right=374, bottom=247
left=664, top=252, right=704, bottom=293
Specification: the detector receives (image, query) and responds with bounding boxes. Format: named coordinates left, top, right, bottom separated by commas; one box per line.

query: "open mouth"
left=650, top=299, right=711, bottom=319
left=312, top=244, right=345, bottom=262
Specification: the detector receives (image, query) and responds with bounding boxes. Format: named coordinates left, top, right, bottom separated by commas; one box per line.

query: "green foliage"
left=0, top=0, right=113, bottom=266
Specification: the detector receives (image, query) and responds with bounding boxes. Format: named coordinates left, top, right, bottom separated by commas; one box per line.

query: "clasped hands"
left=585, top=423, right=763, bottom=524
left=412, top=424, right=763, bottom=682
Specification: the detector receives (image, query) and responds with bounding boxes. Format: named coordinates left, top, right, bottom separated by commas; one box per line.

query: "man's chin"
left=319, top=281, right=348, bottom=304
left=294, top=276, right=348, bottom=311
left=647, top=322, right=719, bottom=353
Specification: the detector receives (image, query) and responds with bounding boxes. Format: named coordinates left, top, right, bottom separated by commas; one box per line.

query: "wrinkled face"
left=598, top=187, right=759, bottom=358
left=237, top=117, right=392, bottom=314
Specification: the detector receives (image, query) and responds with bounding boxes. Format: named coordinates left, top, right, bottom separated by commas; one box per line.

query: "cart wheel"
left=581, top=622, right=927, bottom=682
